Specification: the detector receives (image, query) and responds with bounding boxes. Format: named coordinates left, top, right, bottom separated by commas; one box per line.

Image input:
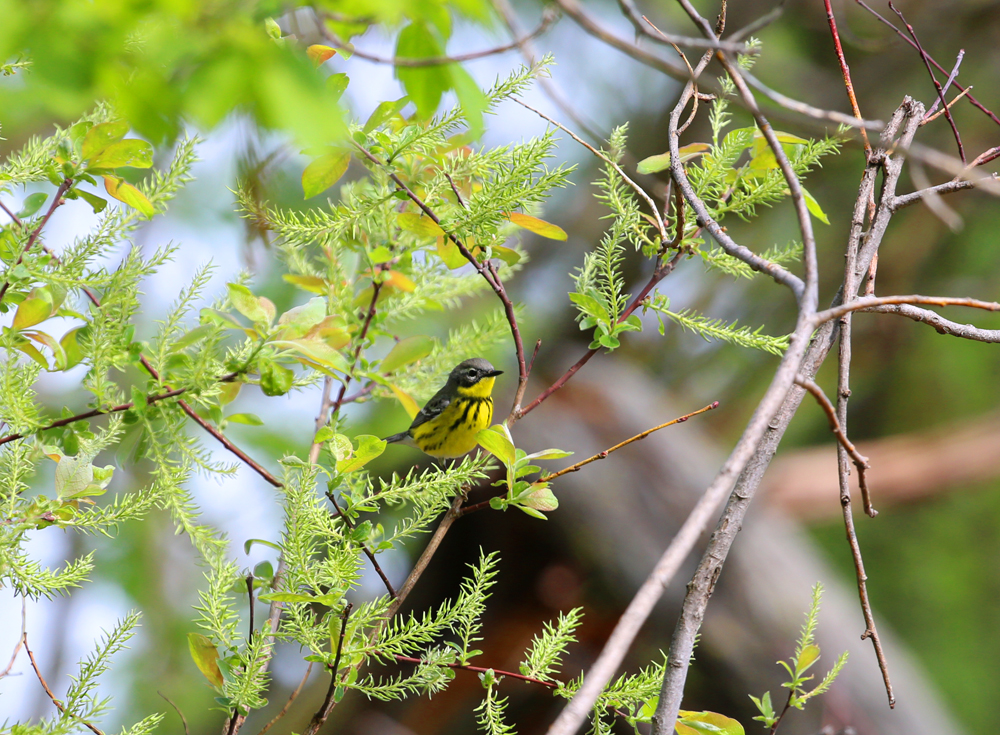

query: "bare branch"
left=815, top=294, right=1000, bottom=325
left=304, top=603, right=354, bottom=735
left=867, top=303, right=1000, bottom=343
left=891, top=179, right=981, bottom=211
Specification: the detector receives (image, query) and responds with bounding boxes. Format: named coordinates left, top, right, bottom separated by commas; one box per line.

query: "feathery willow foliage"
left=1, top=38, right=843, bottom=733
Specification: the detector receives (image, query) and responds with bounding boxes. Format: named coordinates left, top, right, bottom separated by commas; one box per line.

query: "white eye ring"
left=467, top=369, right=478, bottom=378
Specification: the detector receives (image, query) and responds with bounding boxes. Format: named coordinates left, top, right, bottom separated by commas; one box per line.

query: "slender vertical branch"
left=888, top=2, right=965, bottom=163
left=327, top=491, right=397, bottom=598
left=823, top=0, right=871, bottom=154
left=303, top=603, right=353, bottom=735
left=25, top=633, right=105, bottom=735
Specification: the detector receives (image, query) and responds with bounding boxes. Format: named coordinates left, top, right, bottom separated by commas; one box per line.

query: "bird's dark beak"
left=487, top=369, right=504, bottom=377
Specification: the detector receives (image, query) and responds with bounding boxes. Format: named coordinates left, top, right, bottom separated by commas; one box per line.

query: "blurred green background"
left=2, top=0, right=999, bottom=733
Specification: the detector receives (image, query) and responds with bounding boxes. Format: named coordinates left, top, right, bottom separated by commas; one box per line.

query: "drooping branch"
left=814, top=294, right=1000, bottom=325
left=318, top=8, right=559, bottom=66
left=0, top=179, right=72, bottom=303
left=867, top=303, right=1000, bottom=342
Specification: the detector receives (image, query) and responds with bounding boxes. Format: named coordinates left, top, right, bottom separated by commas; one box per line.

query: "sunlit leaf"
left=336, top=435, right=387, bottom=473
left=187, top=633, right=224, bottom=689
left=389, top=383, right=420, bottom=419
left=103, top=176, right=155, bottom=217
left=801, top=186, right=830, bottom=225
left=307, top=44, right=337, bottom=65
left=636, top=143, right=710, bottom=174
left=398, top=212, right=444, bottom=237
left=436, top=236, right=467, bottom=269
left=509, top=212, right=567, bottom=241
left=477, top=425, right=516, bottom=466
left=88, top=139, right=154, bottom=169
left=302, top=150, right=350, bottom=199
left=81, top=120, right=129, bottom=160
left=519, top=483, right=558, bottom=511
left=283, top=274, right=328, bottom=294
left=227, top=283, right=269, bottom=324
left=363, top=97, right=408, bottom=133
left=226, top=413, right=264, bottom=426
left=16, top=192, right=48, bottom=218
left=676, top=710, right=745, bottom=735
left=13, top=296, right=53, bottom=330
left=381, top=335, right=434, bottom=373
left=382, top=270, right=415, bottom=292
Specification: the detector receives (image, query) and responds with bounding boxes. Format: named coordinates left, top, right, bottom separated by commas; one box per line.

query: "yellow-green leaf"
left=381, top=335, right=434, bottom=374
left=302, top=151, right=350, bottom=199
left=477, top=425, right=516, bottom=466
left=436, top=236, right=467, bottom=269
left=676, top=710, right=745, bottom=735
left=60, top=327, right=85, bottom=369
left=490, top=245, right=521, bottom=266
left=509, top=212, right=567, bottom=241
left=271, top=339, right=349, bottom=372
left=282, top=274, right=328, bottom=294
left=187, top=633, right=224, bottom=688
left=636, top=143, right=710, bottom=174
left=520, top=483, right=558, bottom=511
left=103, top=176, right=155, bottom=217
left=389, top=383, right=420, bottom=419
left=227, top=283, right=269, bottom=324
left=797, top=643, right=821, bottom=671
left=801, top=186, right=830, bottom=225
left=81, top=120, right=129, bottom=160
left=382, top=270, right=415, bottom=292
left=13, top=296, right=53, bottom=330
left=397, top=212, right=444, bottom=238
left=307, top=44, right=337, bottom=65
left=336, top=435, right=387, bottom=473
left=88, top=139, right=154, bottom=170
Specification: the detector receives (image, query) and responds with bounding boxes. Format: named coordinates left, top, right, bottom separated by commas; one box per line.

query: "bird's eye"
left=467, top=369, right=478, bottom=379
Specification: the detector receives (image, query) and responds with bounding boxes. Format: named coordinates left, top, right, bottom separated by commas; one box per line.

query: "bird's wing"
left=407, top=385, right=452, bottom=432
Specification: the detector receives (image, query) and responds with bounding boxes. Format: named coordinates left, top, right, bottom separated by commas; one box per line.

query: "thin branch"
left=512, top=96, right=668, bottom=244
left=0, top=598, right=26, bottom=679
left=318, top=8, right=559, bottom=66
left=923, top=50, right=965, bottom=120
left=158, top=691, right=191, bottom=735
left=888, top=2, right=965, bottom=163
left=25, top=633, right=104, bottom=735
left=795, top=378, right=874, bottom=517
left=854, top=0, right=1000, bottom=127
left=0, top=179, right=71, bottom=303
left=614, top=0, right=750, bottom=52
left=304, top=603, right=353, bottom=735
left=394, top=654, right=557, bottom=689
left=384, top=490, right=467, bottom=622
left=921, top=86, right=972, bottom=126
left=891, top=178, right=981, bottom=211
left=543, top=402, right=719, bottom=481
left=353, top=143, right=528, bottom=424
left=867, top=303, right=1000, bottom=343
left=327, top=491, right=397, bottom=598
left=823, top=0, right=871, bottom=154
left=255, top=663, right=313, bottom=735
left=815, top=294, right=1000, bottom=325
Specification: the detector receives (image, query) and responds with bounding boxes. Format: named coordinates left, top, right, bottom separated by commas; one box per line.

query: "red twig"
left=25, top=633, right=104, bottom=735
left=327, top=491, right=397, bottom=598
left=923, top=50, right=965, bottom=120
left=0, top=180, right=72, bottom=303
left=393, top=654, right=557, bottom=688
left=888, top=2, right=964, bottom=163
left=823, top=0, right=871, bottom=154
left=855, top=0, right=1000, bottom=127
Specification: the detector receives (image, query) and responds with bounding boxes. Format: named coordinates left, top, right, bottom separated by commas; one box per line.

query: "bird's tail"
left=384, top=431, right=410, bottom=444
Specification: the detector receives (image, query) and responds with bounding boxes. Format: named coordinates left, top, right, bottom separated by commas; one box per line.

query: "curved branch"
left=815, top=294, right=1000, bottom=325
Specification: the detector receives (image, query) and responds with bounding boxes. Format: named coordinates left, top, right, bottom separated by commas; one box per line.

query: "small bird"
left=385, top=358, right=503, bottom=458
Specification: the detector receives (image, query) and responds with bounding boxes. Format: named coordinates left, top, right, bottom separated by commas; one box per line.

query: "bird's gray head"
left=450, top=358, right=503, bottom=387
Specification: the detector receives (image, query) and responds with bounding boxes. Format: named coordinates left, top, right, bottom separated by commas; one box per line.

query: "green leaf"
left=676, top=710, right=745, bottom=735
left=514, top=505, right=548, bottom=520
left=381, top=335, right=434, bottom=373
left=188, top=633, right=224, bottom=689
left=519, top=483, right=558, bottom=512
left=226, top=413, right=264, bottom=426
left=526, top=448, right=573, bottom=461
left=271, top=338, right=349, bottom=373
left=636, top=143, right=710, bottom=174
left=436, top=236, right=467, bottom=269
left=259, top=360, right=294, bottom=396
left=363, top=97, right=409, bottom=133
left=569, top=292, right=609, bottom=323
left=509, top=212, right=567, bottom=241
left=797, top=643, right=821, bottom=672
left=283, top=274, right=328, bottom=294
left=327, top=73, right=350, bottom=101
left=103, top=176, right=155, bottom=217
left=13, top=296, right=53, bottom=330
left=489, top=245, right=521, bottom=266
left=336, top=435, right=387, bottom=473
left=257, top=592, right=318, bottom=603
left=398, top=212, right=444, bottom=237
left=395, top=22, right=449, bottom=119
left=60, top=327, right=85, bottom=369
left=88, top=139, right=154, bottom=169
left=16, top=192, right=48, bottom=218
left=77, top=189, right=108, bottom=213
left=244, top=538, right=282, bottom=554
left=227, top=283, right=269, bottom=324
left=81, top=120, right=129, bottom=160
left=477, top=425, right=516, bottom=466
left=277, top=297, right=327, bottom=337
left=302, top=150, right=351, bottom=199
left=329, top=433, right=353, bottom=461
left=314, top=425, right=336, bottom=444
left=801, top=186, right=830, bottom=225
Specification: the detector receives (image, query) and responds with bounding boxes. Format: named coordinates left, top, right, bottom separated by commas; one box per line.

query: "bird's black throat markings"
left=448, top=395, right=492, bottom=432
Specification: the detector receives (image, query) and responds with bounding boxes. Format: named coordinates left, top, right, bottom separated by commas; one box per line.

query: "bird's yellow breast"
left=410, top=380, right=495, bottom=458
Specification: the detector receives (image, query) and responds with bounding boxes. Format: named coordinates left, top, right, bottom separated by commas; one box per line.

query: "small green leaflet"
left=187, top=633, right=224, bottom=689
left=476, top=425, right=516, bottom=466
left=302, top=150, right=350, bottom=199
left=636, top=143, right=710, bottom=174
left=381, top=335, right=434, bottom=373
left=336, top=435, right=387, bottom=473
